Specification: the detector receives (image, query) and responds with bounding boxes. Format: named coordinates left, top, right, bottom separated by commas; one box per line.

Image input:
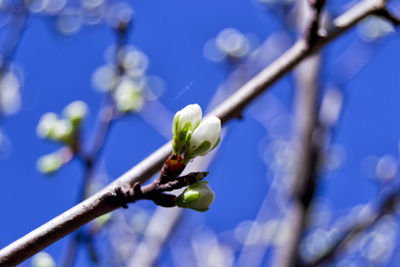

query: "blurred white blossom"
left=204, top=28, right=254, bottom=62
left=114, top=78, right=144, bottom=113
left=358, top=16, right=395, bottom=41
left=62, top=100, right=88, bottom=124
left=0, top=71, right=21, bottom=116
left=32, top=252, right=55, bottom=267
left=37, top=152, right=64, bottom=174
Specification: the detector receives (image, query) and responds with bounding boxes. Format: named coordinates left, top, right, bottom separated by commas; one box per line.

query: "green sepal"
left=211, top=137, right=220, bottom=150
left=193, top=120, right=201, bottom=131
left=176, top=188, right=200, bottom=207
left=172, top=114, right=180, bottom=136
left=179, top=121, right=192, bottom=142
left=185, top=131, right=192, bottom=145
left=191, top=141, right=211, bottom=156
left=183, top=150, right=192, bottom=165
left=172, top=136, right=180, bottom=154
left=182, top=189, right=200, bottom=203
left=192, top=207, right=209, bottom=212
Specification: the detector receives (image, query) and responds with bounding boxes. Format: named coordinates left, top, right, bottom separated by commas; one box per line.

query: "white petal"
left=176, top=104, right=202, bottom=132
left=190, top=116, right=221, bottom=149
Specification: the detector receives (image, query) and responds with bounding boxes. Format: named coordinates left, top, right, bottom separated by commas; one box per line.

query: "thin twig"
left=0, top=0, right=396, bottom=265
left=61, top=21, right=129, bottom=267
left=61, top=101, right=116, bottom=267
left=304, top=189, right=399, bottom=267
left=0, top=0, right=29, bottom=116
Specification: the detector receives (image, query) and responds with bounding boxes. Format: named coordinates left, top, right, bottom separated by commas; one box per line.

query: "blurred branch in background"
left=272, top=0, right=325, bottom=266
left=61, top=16, right=132, bottom=267
left=0, top=0, right=29, bottom=158
left=126, top=32, right=253, bottom=265
left=0, top=0, right=400, bottom=265
left=0, top=0, right=29, bottom=74
left=304, top=187, right=400, bottom=267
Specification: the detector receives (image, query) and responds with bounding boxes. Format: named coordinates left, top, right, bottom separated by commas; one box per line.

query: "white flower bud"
left=62, top=100, right=88, bottom=124
left=187, top=116, right=221, bottom=157
left=176, top=181, right=215, bottom=212
left=172, top=104, right=202, bottom=154
left=173, top=104, right=202, bottom=136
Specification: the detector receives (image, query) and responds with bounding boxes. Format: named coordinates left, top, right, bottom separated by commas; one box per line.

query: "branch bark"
left=0, top=0, right=395, bottom=265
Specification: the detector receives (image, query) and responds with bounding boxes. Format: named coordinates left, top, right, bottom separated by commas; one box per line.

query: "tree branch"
left=0, top=0, right=396, bottom=265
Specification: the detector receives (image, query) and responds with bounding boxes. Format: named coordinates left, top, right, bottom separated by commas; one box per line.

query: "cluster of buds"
left=172, top=104, right=221, bottom=164
left=36, top=101, right=88, bottom=174
left=91, top=46, right=157, bottom=114
left=165, top=104, right=221, bottom=212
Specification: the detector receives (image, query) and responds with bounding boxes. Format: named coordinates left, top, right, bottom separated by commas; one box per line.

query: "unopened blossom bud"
left=185, top=116, right=221, bottom=162
left=176, top=181, right=215, bottom=212
left=37, top=153, right=64, bottom=174
left=172, top=104, right=202, bottom=154
left=62, top=100, right=88, bottom=124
